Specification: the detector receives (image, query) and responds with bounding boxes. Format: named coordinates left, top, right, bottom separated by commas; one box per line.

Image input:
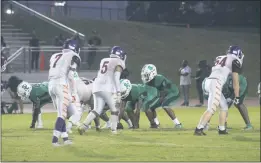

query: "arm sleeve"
left=114, top=71, right=121, bottom=93
left=232, top=59, right=241, bottom=73
left=68, top=62, right=78, bottom=95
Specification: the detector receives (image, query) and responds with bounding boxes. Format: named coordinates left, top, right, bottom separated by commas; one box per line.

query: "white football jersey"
left=48, top=49, right=80, bottom=84
left=76, top=79, right=93, bottom=103
left=209, top=54, right=242, bottom=85
left=93, top=57, right=125, bottom=93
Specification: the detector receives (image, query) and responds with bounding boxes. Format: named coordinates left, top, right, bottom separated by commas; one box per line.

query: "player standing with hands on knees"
left=77, top=46, right=126, bottom=135
left=194, top=45, right=244, bottom=135
left=48, top=38, right=81, bottom=146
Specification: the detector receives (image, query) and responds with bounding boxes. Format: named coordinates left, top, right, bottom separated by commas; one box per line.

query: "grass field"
left=1, top=106, right=260, bottom=162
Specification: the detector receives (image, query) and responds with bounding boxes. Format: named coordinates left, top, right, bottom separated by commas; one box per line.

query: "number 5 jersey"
left=93, top=57, right=125, bottom=93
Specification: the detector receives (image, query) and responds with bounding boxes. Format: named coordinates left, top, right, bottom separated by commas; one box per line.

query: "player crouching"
left=141, top=64, right=182, bottom=128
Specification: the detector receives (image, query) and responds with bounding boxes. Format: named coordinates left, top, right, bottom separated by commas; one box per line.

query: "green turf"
left=1, top=107, right=260, bottom=162
left=3, top=3, right=260, bottom=97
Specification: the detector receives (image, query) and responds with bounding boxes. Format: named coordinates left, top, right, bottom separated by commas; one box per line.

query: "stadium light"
left=54, top=1, right=66, bottom=7
left=6, top=9, right=14, bottom=15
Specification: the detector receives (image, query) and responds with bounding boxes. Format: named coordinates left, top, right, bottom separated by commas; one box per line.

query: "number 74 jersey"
left=48, top=50, right=80, bottom=84
left=93, top=57, right=125, bottom=93
left=209, top=54, right=242, bottom=85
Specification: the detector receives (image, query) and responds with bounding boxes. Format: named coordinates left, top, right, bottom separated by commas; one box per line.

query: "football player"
left=194, top=45, right=244, bottom=135
left=203, top=74, right=253, bottom=130
left=77, top=46, right=126, bottom=135
left=48, top=38, right=81, bottom=146
left=120, top=79, right=161, bottom=128
left=141, top=64, right=182, bottom=128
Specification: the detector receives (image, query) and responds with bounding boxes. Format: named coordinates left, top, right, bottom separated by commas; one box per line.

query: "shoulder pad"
left=72, top=55, right=81, bottom=67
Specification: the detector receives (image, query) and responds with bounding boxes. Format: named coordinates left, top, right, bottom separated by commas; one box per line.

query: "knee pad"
left=111, top=111, right=119, bottom=116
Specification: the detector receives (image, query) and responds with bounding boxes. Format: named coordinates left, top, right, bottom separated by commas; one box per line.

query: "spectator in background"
left=29, top=31, right=40, bottom=71
left=194, top=60, right=211, bottom=107
left=179, top=60, right=191, bottom=106
left=87, top=30, right=102, bottom=70
left=1, top=36, right=6, bottom=47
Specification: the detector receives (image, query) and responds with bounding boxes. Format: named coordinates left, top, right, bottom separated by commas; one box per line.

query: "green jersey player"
left=140, top=64, right=182, bottom=128
left=120, top=79, right=161, bottom=128
left=203, top=74, right=253, bottom=130
left=17, top=81, right=51, bottom=129
left=7, top=76, right=51, bottom=129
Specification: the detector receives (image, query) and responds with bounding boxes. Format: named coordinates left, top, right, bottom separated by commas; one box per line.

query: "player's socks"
left=83, top=112, right=97, bottom=129
left=154, top=118, right=160, bottom=125
left=61, top=123, right=69, bottom=142
left=110, top=114, right=118, bottom=131
left=172, top=118, right=180, bottom=125
left=52, top=117, right=64, bottom=143
left=36, top=113, right=43, bottom=128
left=218, top=126, right=225, bottom=130
left=66, top=121, right=73, bottom=132
left=127, top=119, right=133, bottom=128
left=197, top=124, right=205, bottom=129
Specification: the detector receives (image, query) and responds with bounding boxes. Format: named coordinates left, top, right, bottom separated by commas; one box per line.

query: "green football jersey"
left=223, top=74, right=247, bottom=99
left=29, top=82, right=51, bottom=108
left=146, top=74, right=179, bottom=97
left=123, top=84, right=160, bottom=111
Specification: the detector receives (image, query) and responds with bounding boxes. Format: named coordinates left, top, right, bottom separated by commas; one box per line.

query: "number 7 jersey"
left=93, top=57, right=125, bottom=93
left=209, top=54, right=242, bottom=85
left=48, top=49, right=80, bottom=84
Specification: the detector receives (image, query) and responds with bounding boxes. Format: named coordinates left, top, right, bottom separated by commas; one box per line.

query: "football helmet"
left=120, top=79, right=132, bottom=99
left=226, top=45, right=244, bottom=62
left=110, top=46, right=127, bottom=61
left=141, top=64, right=157, bottom=83
left=17, top=81, right=32, bottom=100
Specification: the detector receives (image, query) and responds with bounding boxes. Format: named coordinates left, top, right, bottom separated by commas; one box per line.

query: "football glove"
left=233, top=97, right=241, bottom=107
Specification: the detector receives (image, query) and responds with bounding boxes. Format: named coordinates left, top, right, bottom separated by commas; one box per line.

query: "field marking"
left=110, top=141, right=260, bottom=150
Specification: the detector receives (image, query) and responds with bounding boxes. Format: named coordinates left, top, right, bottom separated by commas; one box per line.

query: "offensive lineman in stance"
left=141, top=64, right=182, bottom=128
left=77, top=46, right=126, bottom=134
left=194, top=45, right=244, bottom=135
left=203, top=74, right=253, bottom=130
left=48, top=39, right=81, bottom=146
left=120, top=79, right=161, bottom=128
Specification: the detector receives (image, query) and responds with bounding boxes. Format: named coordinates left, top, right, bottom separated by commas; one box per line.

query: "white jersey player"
left=194, top=45, right=244, bottom=135
left=66, top=72, right=94, bottom=133
left=77, top=46, right=126, bottom=134
left=48, top=39, right=81, bottom=146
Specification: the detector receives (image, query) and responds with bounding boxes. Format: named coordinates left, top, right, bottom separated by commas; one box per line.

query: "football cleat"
left=194, top=127, right=207, bottom=136
left=218, top=129, right=228, bottom=135
left=64, top=140, right=73, bottom=145
left=175, top=123, right=183, bottom=129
